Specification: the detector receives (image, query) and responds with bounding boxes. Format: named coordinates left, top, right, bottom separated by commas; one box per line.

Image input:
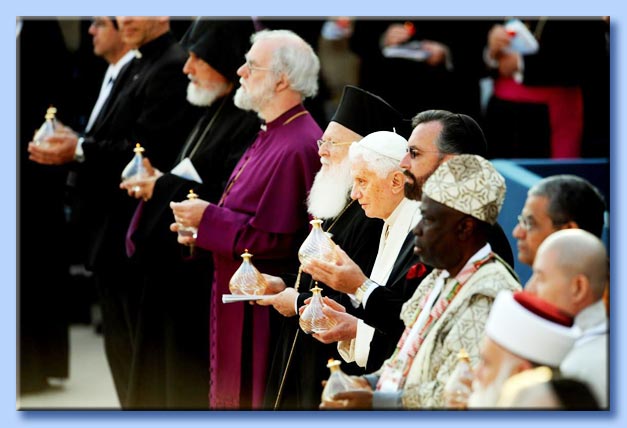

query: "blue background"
left=6, top=2, right=623, bottom=427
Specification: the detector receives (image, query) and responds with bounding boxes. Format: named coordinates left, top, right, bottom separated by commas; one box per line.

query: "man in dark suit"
left=28, top=16, right=199, bottom=407
left=118, top=18, right=260, bottom=409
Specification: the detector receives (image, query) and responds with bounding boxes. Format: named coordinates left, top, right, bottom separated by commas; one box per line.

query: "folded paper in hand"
left=170, top=157, right=203, bottom=183
left=222, top=294, right=272, bottom=304
left=382, top=41, right=432, bottom=62
left=505, top=19, right=539, bottom=55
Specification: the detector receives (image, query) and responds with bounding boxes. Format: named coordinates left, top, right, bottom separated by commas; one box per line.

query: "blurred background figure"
left=484, top=17, right=609, bottom=159
left=497, top=367, right=600, bottom=410
left=348, top=19, right=491, bottom=120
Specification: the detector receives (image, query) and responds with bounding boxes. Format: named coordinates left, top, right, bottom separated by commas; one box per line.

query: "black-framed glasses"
left=406, top=147, right=441, bottom=159
left=316, top=139, right=353, bottom=149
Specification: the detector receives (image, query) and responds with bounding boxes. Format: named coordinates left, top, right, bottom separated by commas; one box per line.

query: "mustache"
left=403, top=169, right=416, bottom=181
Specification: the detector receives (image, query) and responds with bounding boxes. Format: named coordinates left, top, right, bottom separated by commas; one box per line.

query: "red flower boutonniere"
left=406, top=262, right=427, bottom=280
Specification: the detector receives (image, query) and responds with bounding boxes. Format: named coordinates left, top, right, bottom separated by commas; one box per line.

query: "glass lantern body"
left=299, top=287, right=336, bottom=334
left=177, top=190, right=199, bottom=239
left=298, top=219, right=337, bottom=265
left=33, top=108, right=57, bottom=148
left=121, top=148, right=147, bottom=183
left=321, top=360, right=367, bottom=404
left=228, top=252, right=268, bottom=296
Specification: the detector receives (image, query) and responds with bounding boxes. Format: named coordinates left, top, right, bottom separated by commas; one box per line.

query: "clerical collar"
left=137, top=31, right=176, bottom=60
left=384, top=197, right=413, bottom=230
left=109, top=50, right=136, bottom=80
left=261, top=103, right=308, bottom=132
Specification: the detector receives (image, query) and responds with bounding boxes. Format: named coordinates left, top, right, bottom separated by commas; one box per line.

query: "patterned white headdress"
left=422, top=154, right=506, bottom=225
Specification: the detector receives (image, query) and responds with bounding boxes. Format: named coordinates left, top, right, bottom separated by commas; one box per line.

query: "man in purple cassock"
left=170, top=29, right=322, bottom=409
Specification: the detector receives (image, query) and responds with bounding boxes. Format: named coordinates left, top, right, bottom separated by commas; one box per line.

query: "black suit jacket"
left=359, top=232, right=428, bottom=373
left=129, top=91, right=260, bottom=266
left=76, top=32, right=201, bottom=269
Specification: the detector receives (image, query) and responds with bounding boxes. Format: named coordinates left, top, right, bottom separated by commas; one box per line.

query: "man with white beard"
left=466, top=291, right=577, bottom=408
left=259, top=85, right=410, bottom=409
left=119, top=19, right=260, bottom=409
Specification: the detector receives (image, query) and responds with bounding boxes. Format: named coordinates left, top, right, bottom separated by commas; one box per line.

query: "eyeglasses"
left=244, top=58, right=272, bottom=74
left=517, top=214, right=534, bottom=232
left=316, top=139, right=353, bottom=149
left=406, top=147, right=441, bottom=160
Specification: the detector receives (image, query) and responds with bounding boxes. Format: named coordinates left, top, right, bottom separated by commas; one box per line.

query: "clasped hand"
left=169, top=197, right=210, bottom=245
left=120, top=157, right=163, bottom=201
left=301, top=245, right=367, bottom=294
left=27, top=124, right=78, bottom=165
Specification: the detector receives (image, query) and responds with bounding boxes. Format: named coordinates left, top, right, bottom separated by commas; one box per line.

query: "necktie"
left=85, top=72, right=115, bottom=132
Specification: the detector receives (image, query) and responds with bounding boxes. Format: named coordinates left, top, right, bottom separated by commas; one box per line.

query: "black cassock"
left=264, top=200, right=383, bottom=410
left=125, top=91, right=260, bottom=409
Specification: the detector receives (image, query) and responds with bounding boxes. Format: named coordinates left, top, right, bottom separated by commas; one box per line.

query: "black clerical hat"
left=180, top=19, right=255, bottom=83
left=331, top=85, right=411, bottom=138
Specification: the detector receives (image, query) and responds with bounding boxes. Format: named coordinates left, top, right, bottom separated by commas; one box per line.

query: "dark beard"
left=403, top=170, right=422, bottom=201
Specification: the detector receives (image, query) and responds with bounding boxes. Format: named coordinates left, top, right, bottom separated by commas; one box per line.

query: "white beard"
left=186, top=79, right=227, bottom=107
left=233, top=75, right=275, bottom=116
left=307, top=156, right=353, bottom=220
left=467, top=358, right=517, bottom=409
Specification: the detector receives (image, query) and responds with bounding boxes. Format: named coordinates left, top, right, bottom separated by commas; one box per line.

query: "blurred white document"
left=382, top=41, right=432, bottom=61
left=505, top=19, right=539, bottom=55
left=171, top=157, right=203, bottom=183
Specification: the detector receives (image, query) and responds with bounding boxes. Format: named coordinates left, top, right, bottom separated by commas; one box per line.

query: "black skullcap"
left=180, top=18, right=255, bottom=83
left=331, top=85, right=411, bottom=139
left=455, top=113, right=488, bottom=157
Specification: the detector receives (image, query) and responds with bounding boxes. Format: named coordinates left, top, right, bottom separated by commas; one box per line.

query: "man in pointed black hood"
left=120, top=18, right=260, bottom=409
left=259, top=85, right=415, bottom=409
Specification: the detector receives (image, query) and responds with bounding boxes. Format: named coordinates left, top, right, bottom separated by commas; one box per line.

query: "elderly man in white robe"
left=302, top=130, right=422, bottom=372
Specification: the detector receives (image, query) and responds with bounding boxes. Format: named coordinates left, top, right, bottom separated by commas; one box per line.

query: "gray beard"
left=186, top=81, right=225, bottom=107
left=233, top=78, right=274, bottom=116
left=307, top=157, right=353, bottom=220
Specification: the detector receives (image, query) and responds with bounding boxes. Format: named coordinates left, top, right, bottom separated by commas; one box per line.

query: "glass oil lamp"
left=177, top=189, right=199, bottom=240
left=321, top=359, right=367, bottom=404
left=33, top=106, right=58, bottom=148
left=298, top=219, right=337, bottom=265
left=228, top=250, right=268, bottom=296
left=121, top=143, right=147, bottom=192
left=299, top=285, right=336, bottom=334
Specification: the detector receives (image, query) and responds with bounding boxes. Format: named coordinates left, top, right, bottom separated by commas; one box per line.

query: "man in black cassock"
left=121, top=19, right=259, bottom=409
left=259, top=86, right=411, bottom=409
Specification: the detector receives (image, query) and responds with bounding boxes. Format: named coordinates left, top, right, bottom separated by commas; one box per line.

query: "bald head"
left=527, top=229, right=608, bottom=315
left=540, top=230, right=607, bottom=299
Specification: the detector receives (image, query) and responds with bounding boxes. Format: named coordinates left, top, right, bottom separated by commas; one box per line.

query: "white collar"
left=574, top=300, right=608, bottom=333
left=108, top=50, right=136, bottom=81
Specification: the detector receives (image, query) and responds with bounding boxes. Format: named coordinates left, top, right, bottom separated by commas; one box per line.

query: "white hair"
left=348, top=141, right=402, bottom=179
left=251, top=29, right=319, bottom=99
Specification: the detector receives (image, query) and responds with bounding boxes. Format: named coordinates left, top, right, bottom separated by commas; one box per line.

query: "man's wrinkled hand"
left=320, top=388, right=373, bottom=410
left=120, top=157, right=163, bottom=201
left=28, top=125, right=79, bottom=165
left=302, top=245, right=367, bottom=294
left=311, top=303, right=357, bottom=344
left=170, top=198, right=209, bottom=230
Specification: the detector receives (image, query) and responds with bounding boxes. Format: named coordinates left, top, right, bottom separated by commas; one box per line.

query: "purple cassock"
left=195, top=104, right=322, bottom=409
